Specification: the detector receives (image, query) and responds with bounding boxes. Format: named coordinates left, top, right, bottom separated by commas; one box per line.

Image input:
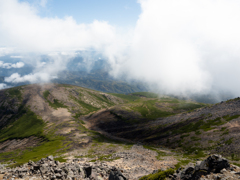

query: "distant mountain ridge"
left=53, top=70, right=148, bottom=94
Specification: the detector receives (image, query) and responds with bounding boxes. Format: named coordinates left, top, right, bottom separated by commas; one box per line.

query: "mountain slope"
left=0, top=84, right=124, bottom=165
left=87, top=96, right=240, bottom=160
left=1, top=83, right=239, bottom=168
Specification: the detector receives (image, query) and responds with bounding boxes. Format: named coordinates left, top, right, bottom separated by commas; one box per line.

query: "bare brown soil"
left=0, top=136, right=40, bottom=153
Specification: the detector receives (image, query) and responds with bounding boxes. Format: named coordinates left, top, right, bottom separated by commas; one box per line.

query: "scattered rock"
left=172, top=154, right=236, bottom=180
left=0, top=156, right=127, bottom=180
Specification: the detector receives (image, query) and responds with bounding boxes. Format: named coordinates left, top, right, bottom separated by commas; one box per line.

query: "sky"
left=1, top=0, right=240, bottom=99
left=19, top=0, right=141, bottom=27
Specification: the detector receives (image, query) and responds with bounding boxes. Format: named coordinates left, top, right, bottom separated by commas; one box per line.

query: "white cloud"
left=4, top=72, right=55, bottom=83
left=0, top=61, right=24, bottom=69
left=0, top=0, right=117, bottom=84
left=0, top=48, right=13, bottom=57
left=5, top=53, right=73, bottom=83
left=2, top=0, right=240, bottom=99
left=0, top=0, right=116, bottom=53
left=0, top=83, right=11, bottom=90
left=10, top=55, right=23, bottom=58
left=105, top=0, right=240, bottom=97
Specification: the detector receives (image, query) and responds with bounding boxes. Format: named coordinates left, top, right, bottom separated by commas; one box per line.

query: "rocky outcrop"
left=1, top=154, right=240, bottom=180
left=0, top=156, right=128, bottom=180
left=171, top=154, right=239, bottom=180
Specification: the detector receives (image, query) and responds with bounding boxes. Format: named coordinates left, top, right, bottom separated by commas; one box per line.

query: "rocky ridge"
left=0, top=155, right=128, bottom=180
left=171, top=154, right=240, bottom=180
left=1, top=154, right=240, bottom=180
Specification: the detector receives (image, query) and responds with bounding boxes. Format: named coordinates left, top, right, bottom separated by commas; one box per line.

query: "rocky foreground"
left=171, top=154, right=240, bottom=180
left=0, top=155, right=128, bottom=180
left=0, top=154, right=240, bottom=180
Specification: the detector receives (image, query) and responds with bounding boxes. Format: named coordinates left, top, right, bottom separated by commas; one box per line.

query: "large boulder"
left=180, top=165, right=195, bottom=180
left=200, top=154, right=230, bottom=173
left=173, top=154, right=230, bottom=180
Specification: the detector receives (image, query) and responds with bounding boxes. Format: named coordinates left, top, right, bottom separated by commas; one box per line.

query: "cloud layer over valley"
left=1, top=0, right=240, bottom=99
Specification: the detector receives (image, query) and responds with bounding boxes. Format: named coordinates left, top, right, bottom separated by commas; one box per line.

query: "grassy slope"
left=126, top=98, right=240, bottom=161
left=43, top=90, right=67, bottom=109
left=89, top=92, right=240, bottom=162
left=0, top=85, right=208, bottom=167
left=0, top=87, right=70, bottom=166
left=110, top=93, right=206, bottom=122
left=0, top=85, right=126, bottom=166
left=0, top=110, right=45, bottom=142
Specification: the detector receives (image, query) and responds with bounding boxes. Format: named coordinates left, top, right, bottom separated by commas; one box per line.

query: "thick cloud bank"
left=0, top=0, right=115, bottom=53
left=0, top=0, right=117, bottom=83
left=1, top=0, right=240, bottom=98
left=108, top=0, right=240, bottom=97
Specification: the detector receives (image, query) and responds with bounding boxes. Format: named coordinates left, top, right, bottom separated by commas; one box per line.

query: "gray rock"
left=200, top=154, right=230, bottom=173
left=109, top=168, right=127, bottom=180
left=79, top=167, right=86, bottom=178
left=173, top=154, right=231, bottom=180
left=48, top=155, right=54, bottom=161
left=55, top=173, right=62, bottom=178
left=40, top=164, right=49, bottom=174
left=180, top=165, right=195, bottom=180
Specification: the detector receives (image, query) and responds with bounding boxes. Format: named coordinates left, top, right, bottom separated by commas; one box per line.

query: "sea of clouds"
left=1, top=0, right=240, bottom=99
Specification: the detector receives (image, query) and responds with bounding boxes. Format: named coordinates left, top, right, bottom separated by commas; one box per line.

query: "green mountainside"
left=0, top=83, right=239, bottom=169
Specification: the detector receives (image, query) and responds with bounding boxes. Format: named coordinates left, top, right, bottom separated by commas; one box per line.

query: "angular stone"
left=109, top=168, right=127, bottom=180
left=79, top=167, right=86, bottom=178
left=48, top=155, right=54, bottom=161
left=40, top=164, right=49, bottom=174
left=180, top=166, right=195, bottom=180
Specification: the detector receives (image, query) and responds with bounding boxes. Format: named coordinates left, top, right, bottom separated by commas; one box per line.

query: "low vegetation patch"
left=0, top=106, right=71, bottom=166
left=183, top=147, right=206, bottom=159
left=43, top=90, right=67, bottom=109
left=225, top=138, right=233, bottom=145
left=71, top=95, right=99, bottom=118
left=172, top=117, right=225, bottom=135
left=49, top=99, right=68, bottom=109
left=223, top=114, right=240, bottom=122
left=173, top=103, right=204, bottom=112
left=175, top=159, right=192, bottom=169
left=89, top=154, right=120, bottom=162
left=180, top=134, right=190, bottom=139
left=139, top=169, right=174, bottom=180
left=130, top=92, right=159, bottom=98
left=221, top=127, right=227, bottom=131
left=190, top=136, right=201, bottom=141
left=143, top=145, right=167, bottom=160
left=87, top=91, right=114, bottom=106
left=7, top=88, right=22, bottom=101
left=0, top=109, right=45, bottom=142
left=8, top=136, right=69, bottom=167
left=195, top=130, right=202, bottom=135
left=131, top=100, right=174, bottom=119
left=54, top=156, right=67, bottom=162
left=221, top=129, right=229, bottom=136
left=110, top=93, right=140, bottom=102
